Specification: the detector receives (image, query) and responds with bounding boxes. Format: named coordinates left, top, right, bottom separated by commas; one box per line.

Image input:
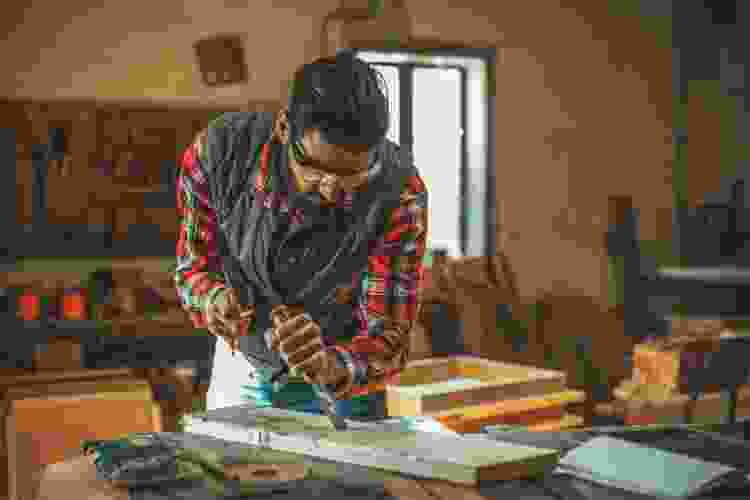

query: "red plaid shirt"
left=174, top=127, right=428, bottom=395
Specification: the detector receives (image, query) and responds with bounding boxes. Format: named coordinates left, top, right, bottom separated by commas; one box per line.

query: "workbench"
left=24, top=423, right=750, bottom=500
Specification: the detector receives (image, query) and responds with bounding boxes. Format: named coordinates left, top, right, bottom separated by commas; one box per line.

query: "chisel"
left=220, top=260, right=346, bottom=430
left=266, top=313, right=347, bottom=431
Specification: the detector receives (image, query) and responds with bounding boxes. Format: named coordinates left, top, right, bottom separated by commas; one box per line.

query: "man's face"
left=276, top=110, right=373, bottom=201
left=276, top=109, right=371, bottom=176
left=294, top=128, right=371, bottom=177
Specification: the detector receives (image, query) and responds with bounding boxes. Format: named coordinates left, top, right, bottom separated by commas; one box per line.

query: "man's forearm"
left=326, top=317, right=412, bottom=396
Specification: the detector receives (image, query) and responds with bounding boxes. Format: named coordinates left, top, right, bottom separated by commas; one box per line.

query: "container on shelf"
left=18, top=283, right=42, bottom=321
left=62, top=280, right=88, bottom=321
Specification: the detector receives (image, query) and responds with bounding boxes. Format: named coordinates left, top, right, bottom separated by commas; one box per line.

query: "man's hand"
left=270, top=308, right=349, bottom=393
left=205, top=287, right=253, bottom=352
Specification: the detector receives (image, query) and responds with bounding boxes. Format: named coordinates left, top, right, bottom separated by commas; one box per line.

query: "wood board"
left=184, top=404, right=559, bottom=486
left=386, top=357, right=567, bottom=416
left=5, top=382, right=161, bottom=500
left=433, top=391, right=586, bottom=434
left=524, top=414, right=584, bottom=432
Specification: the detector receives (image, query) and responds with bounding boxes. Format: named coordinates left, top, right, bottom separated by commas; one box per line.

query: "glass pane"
left=372, top=65, right=399, bottom=145
left=413, top=67, right=463, bottom=257
left=465, top=62, right=488, bottom=258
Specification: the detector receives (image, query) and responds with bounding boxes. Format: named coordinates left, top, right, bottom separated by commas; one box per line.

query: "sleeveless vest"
left=203, top=112, right=417, bottom=380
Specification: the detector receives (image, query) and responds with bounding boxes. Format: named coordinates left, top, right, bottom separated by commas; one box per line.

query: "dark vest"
left=203, top=112, right=417, bottom=377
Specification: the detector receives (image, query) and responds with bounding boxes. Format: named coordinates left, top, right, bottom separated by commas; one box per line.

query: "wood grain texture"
left=34, top=455, right=130, bottom=500
left=433, top=393, right=587, bottom=434
left=29, top=454, right=478, bottom=500
left=5, top=380, right=160, bottom=500
left=185, top=406, right=559, bottom=486
left=386, top=357, right=567, bottom=416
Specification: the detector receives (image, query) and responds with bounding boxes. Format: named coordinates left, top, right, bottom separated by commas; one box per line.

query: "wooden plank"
left=419, top=479, right=492, bottom=500
left=0, top=369, right=135, bottom=387
left=7, top=390, right=161, bottom=470
left=5, top=388, right=160, bottom=500
left=6, top=412, right=37, bottom=500
left=31, top=454, right=441, bottom=500
left=428, top=390, right=586, bottom=419
left=184, top=405, right=559, bottom=486
left=429, top=391, right=586, bottom=434
left=437, top=406, right=567, bottom=434
left=34, top=454, right=129, bottom=500
left=383, top=476, right=444, bottom=500
left=386, top=357, right=567, bottom=416
left=524, top=414, right=584, bottom=432
left=0, top=375, right=152, bottom=452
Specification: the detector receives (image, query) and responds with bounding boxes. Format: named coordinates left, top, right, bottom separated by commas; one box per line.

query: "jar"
left=62, top=280, right=88, bottom=320
left=18, top=283, right=41, bottom=321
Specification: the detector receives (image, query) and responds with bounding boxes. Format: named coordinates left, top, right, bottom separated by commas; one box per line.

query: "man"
left=174, top=52, right=429, bottom=418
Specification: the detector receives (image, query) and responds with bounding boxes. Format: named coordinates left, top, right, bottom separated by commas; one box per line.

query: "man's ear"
left=273, top=108, right=290, bottom=145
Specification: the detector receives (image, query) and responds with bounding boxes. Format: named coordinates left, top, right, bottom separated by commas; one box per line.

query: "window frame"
left=351, top=46, right=497, bottom=260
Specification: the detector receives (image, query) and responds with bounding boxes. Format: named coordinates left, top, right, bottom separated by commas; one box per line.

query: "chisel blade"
left=317, top=386, right=348, bottom=431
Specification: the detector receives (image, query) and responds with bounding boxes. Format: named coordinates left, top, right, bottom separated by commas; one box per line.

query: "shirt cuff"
left=325, top=346, right=368, bottom=396
left=202, top=283, right=227, bottom=310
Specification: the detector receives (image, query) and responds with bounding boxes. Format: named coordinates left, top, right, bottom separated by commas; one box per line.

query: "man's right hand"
left=205, top=287, right=254, bottom=351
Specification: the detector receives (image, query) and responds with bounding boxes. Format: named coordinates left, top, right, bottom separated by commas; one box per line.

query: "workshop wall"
left=0, top=0, right=671, bottom=291
left=672, top=1, right=750, bottom=266
left=3, top=98, right=240, bottom=243
left=0, top=1, right=677, bottom=398
left=673, top=0, right=750, bottom=209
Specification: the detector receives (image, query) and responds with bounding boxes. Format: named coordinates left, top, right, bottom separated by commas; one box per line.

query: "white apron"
left=206, top=336, right=254, bottom=411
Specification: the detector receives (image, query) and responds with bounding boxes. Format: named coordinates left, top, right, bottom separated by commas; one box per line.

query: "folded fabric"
left=81, top=433, right=302, bottom=498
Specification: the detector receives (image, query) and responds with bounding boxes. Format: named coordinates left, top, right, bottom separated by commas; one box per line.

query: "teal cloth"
left=240, top=379, right=458, bottom=436
left=240, top=378, right=369, bottom=417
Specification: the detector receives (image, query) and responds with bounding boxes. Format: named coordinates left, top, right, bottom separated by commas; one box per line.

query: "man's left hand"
left=271, top=310, right=349, bottom=392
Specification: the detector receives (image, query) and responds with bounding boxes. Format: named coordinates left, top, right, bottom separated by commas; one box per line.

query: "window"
left=354, top=48, right=495, bottom=259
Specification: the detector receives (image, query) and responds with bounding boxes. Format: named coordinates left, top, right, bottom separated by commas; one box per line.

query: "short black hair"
left=287, top=51, right=390, bottom=149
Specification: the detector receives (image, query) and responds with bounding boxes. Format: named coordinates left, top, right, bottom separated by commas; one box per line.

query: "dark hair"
left=287, top=51, right=389, bottom=149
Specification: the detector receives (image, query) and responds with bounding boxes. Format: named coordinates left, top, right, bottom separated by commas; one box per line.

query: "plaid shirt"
left=174, top=129, right=428, bottom=396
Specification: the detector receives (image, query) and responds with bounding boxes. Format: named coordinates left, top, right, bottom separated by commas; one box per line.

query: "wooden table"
left=29, top=452, right=492, bottom=500
left=21, top=423, right=750, bottom=500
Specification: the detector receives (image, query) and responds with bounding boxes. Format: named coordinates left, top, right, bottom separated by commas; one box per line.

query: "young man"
left=174, top=52, right=429, bottom=417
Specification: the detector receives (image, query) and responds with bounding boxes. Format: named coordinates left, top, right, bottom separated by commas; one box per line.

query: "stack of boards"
left=614, top=336, right=750, bottom=425
left=184, top=404, right=560, bottom=485
left=386, top=356, right=585, bottom=433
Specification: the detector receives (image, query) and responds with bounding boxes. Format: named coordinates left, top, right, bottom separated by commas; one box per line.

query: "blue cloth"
left=240, top=380, right=367, bottom=418
left=240, top=380, right=457, bottom=436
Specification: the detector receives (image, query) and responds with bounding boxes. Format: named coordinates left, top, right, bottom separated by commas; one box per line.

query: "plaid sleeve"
left=327, top=174, right=429, bottom=395
left=174, top=130, right=229, bottom=329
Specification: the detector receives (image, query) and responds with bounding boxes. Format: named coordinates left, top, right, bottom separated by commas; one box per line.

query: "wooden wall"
left=3, top=98, right=277, bottom=241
